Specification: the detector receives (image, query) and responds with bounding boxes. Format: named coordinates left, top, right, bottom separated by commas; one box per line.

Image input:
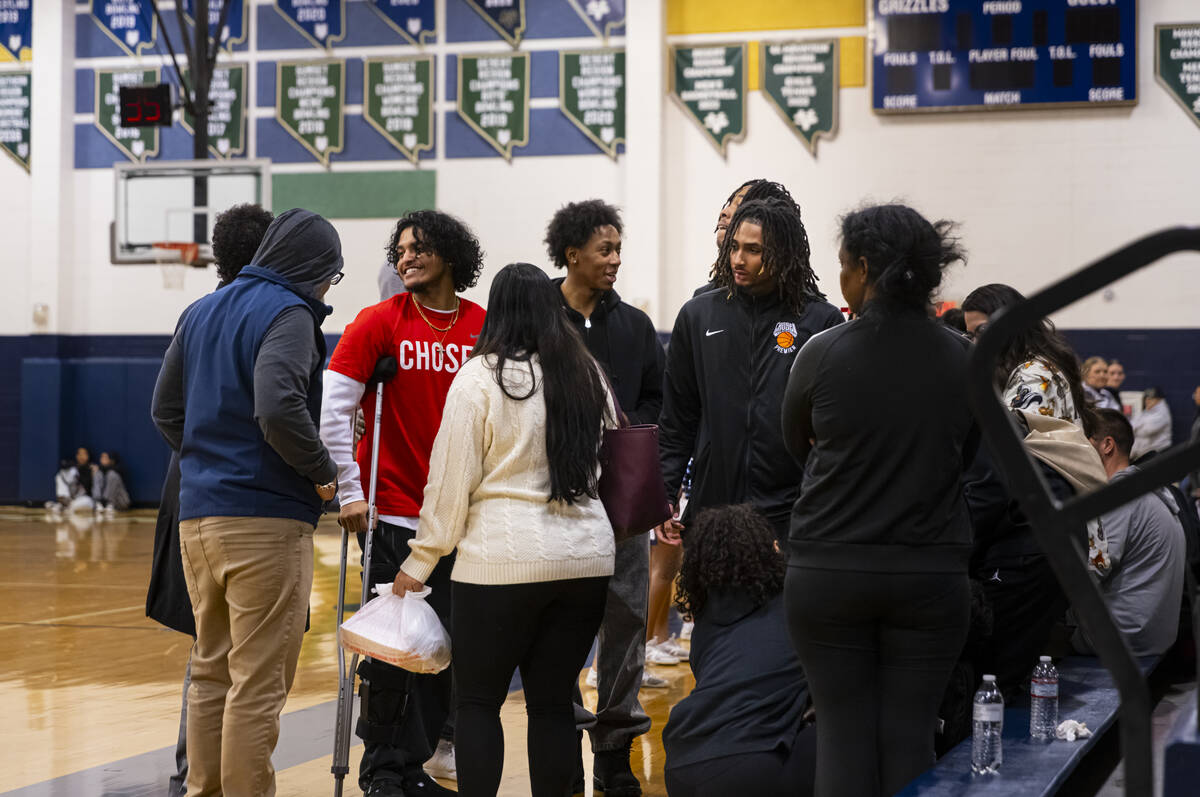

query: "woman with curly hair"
left=320, top=209, right=486, bottom=797
left=783, top=203, right=975, bottom=797
left=662, top=505, right=814, bottom=797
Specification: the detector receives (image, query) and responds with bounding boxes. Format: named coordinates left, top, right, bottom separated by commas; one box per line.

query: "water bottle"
left=1030, top=656, right=1059, bottom=742
left=971, top=674, right=1004, bottom=774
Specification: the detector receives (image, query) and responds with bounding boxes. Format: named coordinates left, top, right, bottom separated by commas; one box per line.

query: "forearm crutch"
left=332, top=356, right=397, bottom=797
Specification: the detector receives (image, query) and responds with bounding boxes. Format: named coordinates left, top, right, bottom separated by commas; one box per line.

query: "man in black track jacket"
left=660, top=197, right=842, bottom=540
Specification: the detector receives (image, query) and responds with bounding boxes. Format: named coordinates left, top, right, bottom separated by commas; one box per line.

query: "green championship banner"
left=96, top=68, right=160, bottom=162
left=1156, top=23, right=1200, bottom=130
left=277, top=60, right=345, bottom=167
left=761, top=39, right=838, bottom=155
left=364, top=56, right=434, bottom=165
left=559, top=49, right=624, bottom=159
left=182, top=63, right=247, bottom=158
left=669, top=44, right=746, bottom=157
left=457, top=53, right=529, bottom=161
left=0, top=70, right=29, bottom=171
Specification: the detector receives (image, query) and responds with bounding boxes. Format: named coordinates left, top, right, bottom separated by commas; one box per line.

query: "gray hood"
left=248, top=208, right=343, bottom=300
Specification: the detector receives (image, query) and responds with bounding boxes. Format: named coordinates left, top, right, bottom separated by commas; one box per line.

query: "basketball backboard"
left=110, top=159, right=271, bottom=266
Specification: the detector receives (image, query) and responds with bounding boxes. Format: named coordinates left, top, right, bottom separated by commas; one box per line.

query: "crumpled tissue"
left=1056, top=719, right=1092, bottom=741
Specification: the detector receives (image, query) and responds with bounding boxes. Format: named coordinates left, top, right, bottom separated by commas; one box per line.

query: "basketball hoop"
left=153, top=242, right=199, bottom=290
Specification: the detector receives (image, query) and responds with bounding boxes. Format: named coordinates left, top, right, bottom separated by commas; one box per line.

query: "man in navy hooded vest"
left=152, top=208, right=344, bottom=797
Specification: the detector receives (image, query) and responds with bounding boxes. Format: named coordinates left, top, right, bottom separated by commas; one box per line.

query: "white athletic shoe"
left=645, top=638, right=680, bottom=666
left=641, top=670, right=669, bottom=689
left=679, top=620, right=694, bottom=641
left=424, top=737, right=456, bottom=782
left=585, top=666, right=598, bottom=688
left=658, top=635, right=689, bottom=661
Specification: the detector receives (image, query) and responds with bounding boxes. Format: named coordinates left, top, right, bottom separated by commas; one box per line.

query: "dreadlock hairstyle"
left=962, top=283, right=1098, bottom=436
left=472, top=263, right=611, bottom=505
left=712, top=197, right=824, bottom=313
left=673, top=504, right=785, bottom=619
left=385, top=209, right=485, bottom=292
left=711, top=179, right=801, bottom=249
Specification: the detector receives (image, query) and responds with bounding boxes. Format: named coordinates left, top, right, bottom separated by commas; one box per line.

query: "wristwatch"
left=316, top=480, right=338, bottom=501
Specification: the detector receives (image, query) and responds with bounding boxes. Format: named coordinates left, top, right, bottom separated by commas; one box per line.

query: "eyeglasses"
left=330, top=271, right=344, bottom=285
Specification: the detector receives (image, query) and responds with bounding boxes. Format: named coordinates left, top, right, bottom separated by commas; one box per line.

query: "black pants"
left=356, top=522, right=455, bottom=788
left=664, top=724, right=816, bottom=797
left=786, top=567, right=969, bottom=797
left=453, top=577, right=609, bottom=797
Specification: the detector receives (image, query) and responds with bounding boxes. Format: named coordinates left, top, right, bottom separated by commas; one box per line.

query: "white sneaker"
left=585, top=666, right=598, bottom=688
left=424, top=737, right=456, bottom=782
left=645, top=638, right=680, bottom=666
left=679, top=620, right=694, bottom=641
left=658, top=635, right=689, bottom=661
left=104, top=505, right=116, bottom=517
left=641, top=670, right=669, bottom=689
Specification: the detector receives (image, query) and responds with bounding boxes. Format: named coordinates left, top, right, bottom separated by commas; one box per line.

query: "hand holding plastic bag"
left=338, top=584, right=451, bottom=673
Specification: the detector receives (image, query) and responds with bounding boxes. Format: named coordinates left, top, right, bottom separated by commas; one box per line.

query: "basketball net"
left=153, top=242, right=200, bottom=290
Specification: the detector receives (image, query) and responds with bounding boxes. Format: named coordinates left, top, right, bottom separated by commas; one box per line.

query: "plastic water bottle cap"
left=1040, top=655, right=1051, bottom=662
left=983, top=674, right=996, bottom=682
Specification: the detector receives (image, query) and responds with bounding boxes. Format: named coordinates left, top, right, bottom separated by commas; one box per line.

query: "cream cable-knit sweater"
left=399, top=354, right=617, bottom=586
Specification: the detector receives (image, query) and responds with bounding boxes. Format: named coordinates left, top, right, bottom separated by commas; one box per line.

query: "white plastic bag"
left=338, top=584, right=451, bottom=673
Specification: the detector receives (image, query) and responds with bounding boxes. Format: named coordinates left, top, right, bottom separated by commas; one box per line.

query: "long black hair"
left=712, top=197, right=823, bottom=313
left=963, top=283, right=1096, bottom=433
left=472, top=263, right=611, bottom=504
left=674, top=504, right=785, bottom=619
left=840, top=203, right=964, bottom=314
left=385, top=210, right=484, bottom=292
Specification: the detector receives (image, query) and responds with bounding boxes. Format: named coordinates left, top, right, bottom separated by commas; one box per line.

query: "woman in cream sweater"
left=392, top=262, right=617, bottom=797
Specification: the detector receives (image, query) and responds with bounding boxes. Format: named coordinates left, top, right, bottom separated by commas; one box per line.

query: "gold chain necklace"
left=413, top=297, right=460, bottom=333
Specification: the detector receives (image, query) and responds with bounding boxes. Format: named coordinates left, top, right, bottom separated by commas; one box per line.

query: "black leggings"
left=785, top=567, right=969, bottom=797
left=664, top=723, right=816, bottom=797
left=452, top=577, right=608, bottom=797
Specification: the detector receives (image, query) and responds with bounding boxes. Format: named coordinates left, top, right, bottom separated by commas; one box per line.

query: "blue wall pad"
left=74, top=122, right=199, bottom=170
left=256, top=0, right=417, bottom=51
left=445, top=0, right=593, bottom=43
left=254, top=115, right=437, bottom=164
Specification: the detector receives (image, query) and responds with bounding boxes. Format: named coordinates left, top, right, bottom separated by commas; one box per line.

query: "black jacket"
left=145, top=452, right=194, bottom=637
left=659, top=288, right=843, bottom=533
left=555, top=280, right=665, bottom=426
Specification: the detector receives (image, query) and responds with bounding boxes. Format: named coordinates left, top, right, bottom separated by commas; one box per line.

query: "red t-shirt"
left=328, top=293, right=486, bottom=517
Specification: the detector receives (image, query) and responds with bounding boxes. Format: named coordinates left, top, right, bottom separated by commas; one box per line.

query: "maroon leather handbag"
left=598, top=412, right=673, bottom=543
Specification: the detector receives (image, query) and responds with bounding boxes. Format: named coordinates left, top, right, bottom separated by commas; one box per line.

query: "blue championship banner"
left=181, top=0, right=248, bottom=54
left=464, top=0, right=525, bottom=48
left=90, top=0, right=157, bottom=57
left=274, top=0, right=346, bottom=50
left=367, top=0, right=435, bottom=46
left=0, top=0, right=31, bottom=61
left=566, top=0, right=624, bottom=42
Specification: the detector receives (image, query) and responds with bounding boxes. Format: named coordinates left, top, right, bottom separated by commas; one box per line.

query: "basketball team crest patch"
left=773, top=321, right=798, bottom=354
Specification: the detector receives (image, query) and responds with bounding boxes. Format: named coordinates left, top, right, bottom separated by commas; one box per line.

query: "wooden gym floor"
left=0, top=509, right=691, bottom=796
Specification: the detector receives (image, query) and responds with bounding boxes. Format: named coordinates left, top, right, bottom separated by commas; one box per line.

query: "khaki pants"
left=179, top=516, right=315, bottom=797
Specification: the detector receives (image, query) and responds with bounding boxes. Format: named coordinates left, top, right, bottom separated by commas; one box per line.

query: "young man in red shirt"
left=321, top=210, right=485, bottom=797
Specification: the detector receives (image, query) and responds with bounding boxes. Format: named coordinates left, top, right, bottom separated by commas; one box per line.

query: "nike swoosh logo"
left=469, top=334, right=479, bottom=339
left=705, top=329, right=724, bottom=337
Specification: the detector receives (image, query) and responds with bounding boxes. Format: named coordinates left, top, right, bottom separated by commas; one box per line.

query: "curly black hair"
left=712, top=197, right=824, bottom=313
left=212, top=203, right=274, bottom=285
left=673, top=504, right=786, bottom=619
left=385, top=210, right=485, bottom=292
left=544, top=199, right=623, bottom=269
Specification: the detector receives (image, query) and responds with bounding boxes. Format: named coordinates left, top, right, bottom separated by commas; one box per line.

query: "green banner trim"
left=558, top=48, right=624, bottom=160
left=94, top=67, right=161, bottom=163
left=456, top=52, right=531, bottom=162
left=668, top=43, right=747, bottom=158
left=1155, top=23, right=1200, bottom=130
left=276, top=59, right=346, bottom=168
left=363, top=55, right=435, bottom=165
left=180, top=63, right=248, bottom=159
left=760, top=38, right=839, bottom=156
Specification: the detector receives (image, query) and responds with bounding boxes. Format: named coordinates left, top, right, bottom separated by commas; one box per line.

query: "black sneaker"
left=403, top=770, right=457, bottom=796
left=594, top=745, right=642, bottom=796
left=364, top=778, right=406, bottom=797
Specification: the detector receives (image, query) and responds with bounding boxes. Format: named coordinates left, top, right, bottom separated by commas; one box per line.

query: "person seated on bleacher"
left=662, top=505, right=814, bottom=797
left=1073, top=409, right=1187, bottom=658
left=92, top=452, right=130, bottom=515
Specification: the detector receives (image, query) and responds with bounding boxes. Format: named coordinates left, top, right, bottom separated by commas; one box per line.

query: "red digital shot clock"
left=119, top=84, right=173, bottom=128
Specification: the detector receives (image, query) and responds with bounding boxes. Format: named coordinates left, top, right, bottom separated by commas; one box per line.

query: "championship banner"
left=464, top=0, right=525, bottom=48
left=669, top=44, right=746, bottom=157
left=559, top=49, right=624, bottom=159
left=90, top=0, right=157, bottom=57
left=364, top=56, right=434, bottom=164
left=277, top=60, right=345, bottom=167
left=1156, top=23, right=1200, bottom=130
left=367, top=0, right=435, bottom=46
left=0, top=70, right=29, bottom=171
left=457, top=53, right=529, bottom=161
left=274, top=0, right=345, bottom=50
left=761, top=39, right=838, bottom=156
left=566, top=0, right=623, bottom=42
left=96, top=68, right=161, bottom=162
left=0, top=0, right=31, bottom=62
left=182, top=63, right=247, bottom=158
left=180, top=0, right=248, bottom=55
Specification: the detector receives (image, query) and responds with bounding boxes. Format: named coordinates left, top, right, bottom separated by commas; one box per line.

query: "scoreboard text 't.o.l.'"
left=872, top=0, right=1137, bottom=113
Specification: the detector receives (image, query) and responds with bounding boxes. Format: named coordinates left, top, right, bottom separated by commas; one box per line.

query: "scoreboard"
left=872, top=0, right=1137, bottom=113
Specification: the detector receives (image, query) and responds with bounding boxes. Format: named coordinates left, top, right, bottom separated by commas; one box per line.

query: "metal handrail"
left=967, top=227, right=1200, bottom=797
